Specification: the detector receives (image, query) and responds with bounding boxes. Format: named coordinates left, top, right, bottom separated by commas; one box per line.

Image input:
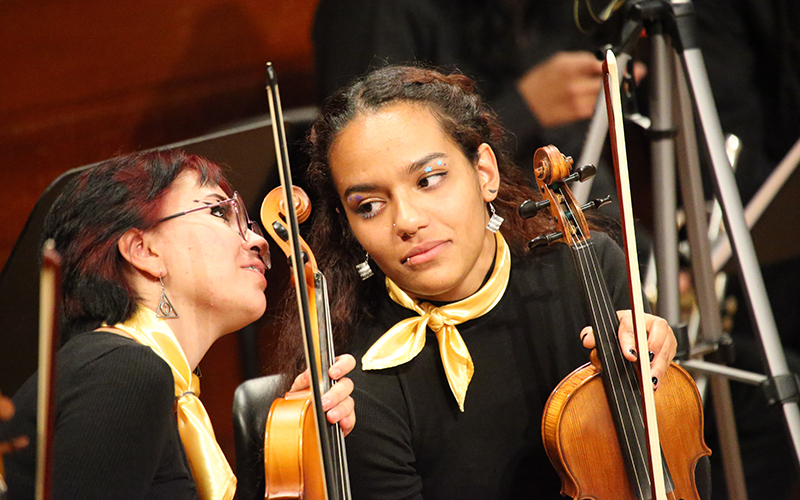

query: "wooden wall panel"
left=0, top=0, right=319, bottom=269
left=0, top=0, right=320, bottom=474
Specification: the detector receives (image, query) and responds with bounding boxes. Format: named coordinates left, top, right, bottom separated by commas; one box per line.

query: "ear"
left=117, top=228, right=163, bottom=279
left=475, top=143, right=500, bottom=202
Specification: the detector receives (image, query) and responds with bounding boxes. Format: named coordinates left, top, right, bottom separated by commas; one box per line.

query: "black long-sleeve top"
left=2, top=331, right=198, bottom=500
left=343, top=233, right=630, bottom=499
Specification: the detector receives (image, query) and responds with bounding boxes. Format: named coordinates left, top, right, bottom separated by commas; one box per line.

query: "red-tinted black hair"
left=42, top=149, right=231, bottom=340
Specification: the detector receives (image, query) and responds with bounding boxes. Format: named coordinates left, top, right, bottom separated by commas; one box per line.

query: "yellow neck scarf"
left=361, top=231, right=511, bottom=411
left=112, top=307, right=236, bottom=500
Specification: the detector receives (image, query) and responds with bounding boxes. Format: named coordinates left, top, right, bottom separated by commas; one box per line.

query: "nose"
left=244, top=230, right=272, bottom=269
left=392, top=193, right=427, bottom=238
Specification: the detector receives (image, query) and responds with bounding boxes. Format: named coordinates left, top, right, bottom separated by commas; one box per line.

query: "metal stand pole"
left=648, top=29, right=680, bottom=324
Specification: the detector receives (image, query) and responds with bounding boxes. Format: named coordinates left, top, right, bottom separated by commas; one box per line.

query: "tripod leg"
left=574, top=53, right=632, bottom=205
left=673, top=54, right=749, bottom=500
left=676, top=3, right=800, bottom=469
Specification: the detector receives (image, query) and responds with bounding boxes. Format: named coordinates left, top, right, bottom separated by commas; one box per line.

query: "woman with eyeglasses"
left=1, top=150, right=356, bottom=500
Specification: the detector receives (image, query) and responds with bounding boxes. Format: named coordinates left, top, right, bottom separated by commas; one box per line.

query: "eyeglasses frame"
left=154, top=191, right=270, bottom=267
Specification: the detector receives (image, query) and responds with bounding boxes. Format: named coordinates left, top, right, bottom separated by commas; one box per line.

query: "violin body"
left=264, top=389, right=325, bottom=499
left=543, top=358, right=710, bottom=499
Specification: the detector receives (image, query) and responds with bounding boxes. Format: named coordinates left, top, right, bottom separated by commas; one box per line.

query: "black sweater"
left=344, top=233, right=630, bottom=500
left=3, top=331, right=198, bottom=500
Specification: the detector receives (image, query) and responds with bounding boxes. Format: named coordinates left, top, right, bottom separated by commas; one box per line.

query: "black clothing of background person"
left=313, top=0, right=606, bottom=165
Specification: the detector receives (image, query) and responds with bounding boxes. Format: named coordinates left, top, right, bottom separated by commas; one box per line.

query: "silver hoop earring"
left=156, top=276, right=179, bottom=319
left=486, top=202, right=504, bottom=233
left=356, top=253, right=374, bottom=281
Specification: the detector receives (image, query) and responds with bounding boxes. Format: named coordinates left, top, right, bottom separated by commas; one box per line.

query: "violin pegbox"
left=523, top=145, right=609, bottom=249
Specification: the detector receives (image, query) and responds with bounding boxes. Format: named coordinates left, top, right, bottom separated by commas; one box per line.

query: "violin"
left=259, top=63, right=351, bottom=500
left=533, top=50, right=711, bottom=500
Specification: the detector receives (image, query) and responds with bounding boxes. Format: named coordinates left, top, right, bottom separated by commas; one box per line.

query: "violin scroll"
left=261, top=186, right=317, bottom=272
left=522, top=145, right=604, bottom=249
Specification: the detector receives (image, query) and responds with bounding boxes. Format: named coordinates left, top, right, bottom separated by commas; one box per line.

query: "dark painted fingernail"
left=629, top=349, right=638, bottom=360
left=652, top=377, right=658, bottom=388
left=649, top=351, right=654, bottom=362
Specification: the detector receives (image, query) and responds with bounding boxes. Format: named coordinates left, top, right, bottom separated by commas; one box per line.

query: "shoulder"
left=64, top=331, right=171, bottom=374
left=58, top=331, right=174, bottom=407
left=508, top=230, right=627, bottom=299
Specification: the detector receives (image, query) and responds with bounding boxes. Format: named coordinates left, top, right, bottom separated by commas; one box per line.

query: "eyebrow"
left=342, top=152, right=447, bottom=199
left=406, top=152, right=446, bottom=175
left=194, top=193, right=227, bottom=204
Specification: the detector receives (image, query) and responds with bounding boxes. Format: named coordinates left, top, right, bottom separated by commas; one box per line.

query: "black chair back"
left=232, top=374, right=288, bottom=500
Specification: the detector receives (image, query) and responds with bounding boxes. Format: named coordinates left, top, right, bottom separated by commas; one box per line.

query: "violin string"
left=574, top=240, right=648, bottom=498
left=586, top=240, right=656, bottom=495
left=569, top=203, right=650, bottom=497
left=577, top=219, right=676, bottom=499
left=320, top=274, right=353, bottom=499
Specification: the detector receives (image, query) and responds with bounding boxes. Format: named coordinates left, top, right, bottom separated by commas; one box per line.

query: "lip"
left=401, top=240, right=448, bottom=266
left=243, top=260, right=266, bottom=276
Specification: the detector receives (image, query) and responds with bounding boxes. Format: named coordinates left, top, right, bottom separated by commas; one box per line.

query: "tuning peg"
left=286, top=250, right=310, bottom=267
left=518, top=199, right=551, bottom=219
left=564, top=164, right=597, bottom=184
left=580, top=195, right=613, bottom=212
left=272, top=222, right=309, bottom=264
left=528, top=231, right=564, bottom=249
left=272, top=221, right=290, bottom=242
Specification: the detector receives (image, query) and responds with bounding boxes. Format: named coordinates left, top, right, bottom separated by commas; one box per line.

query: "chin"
left=401, top=274, right=460, bottom=301
left=228, top=299, right=267, bottom=333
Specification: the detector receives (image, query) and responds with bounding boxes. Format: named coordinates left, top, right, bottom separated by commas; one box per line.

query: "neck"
left=138, top=288, right=218, bottom=371
left=163, top=314, right=214, bottom=371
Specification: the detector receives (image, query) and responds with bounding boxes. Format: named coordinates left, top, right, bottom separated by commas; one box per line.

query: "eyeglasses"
left=155, top=191, right=270, bottom=267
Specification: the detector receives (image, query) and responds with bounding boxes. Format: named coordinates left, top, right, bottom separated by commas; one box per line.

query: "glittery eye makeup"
left=424, top=159, right=445, bottom=174
left=348, top=194, right=364, bottom=204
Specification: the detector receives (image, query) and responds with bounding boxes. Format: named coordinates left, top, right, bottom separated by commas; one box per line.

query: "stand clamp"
left=763, top=373, right=800, bottom=406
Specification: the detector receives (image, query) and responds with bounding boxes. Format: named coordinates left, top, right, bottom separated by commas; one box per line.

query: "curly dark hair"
left=43, top=149, right=230, bottom=341
left=274, top=65, right=556, bottom=375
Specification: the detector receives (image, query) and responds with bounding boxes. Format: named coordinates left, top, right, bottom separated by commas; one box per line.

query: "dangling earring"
left=356, top=253, right=374, bottom=281
left=157, top=276, right=179, bottom=319
left=486, top=202, right=504, bottom=233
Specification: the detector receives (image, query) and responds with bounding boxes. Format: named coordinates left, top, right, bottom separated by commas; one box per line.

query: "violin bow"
left=603, top=49, right=668, bottom=500
left=36, top=239, right=61, bottom=500
left=264, top=62, right=349, bottom=500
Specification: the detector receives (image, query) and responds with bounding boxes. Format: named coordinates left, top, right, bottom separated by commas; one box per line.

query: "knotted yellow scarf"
left=112, top=307, right=236, bottom=500
left=361, top=231, right=511, bottom=411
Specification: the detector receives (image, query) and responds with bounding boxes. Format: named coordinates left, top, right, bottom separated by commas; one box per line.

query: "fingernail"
left=327, top=408, right=339, bottom=420
left=652, top=377, right=658, bottom=388
left=649, top=351, right=654, bottom=362
left=322, top=397, right=331, bottom=410
left=581, top=332, right=588, bottom=342
left=629, top=349, right=638, bottom=360
left=330, top=367, right=341, bottom=378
